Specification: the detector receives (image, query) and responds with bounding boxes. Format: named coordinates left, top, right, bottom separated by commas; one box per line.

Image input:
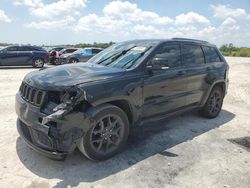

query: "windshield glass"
left=88, top=43, right=151, bottom=69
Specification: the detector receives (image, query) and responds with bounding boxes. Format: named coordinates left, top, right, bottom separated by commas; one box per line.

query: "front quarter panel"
left=77, top=72, right=144, bottom=123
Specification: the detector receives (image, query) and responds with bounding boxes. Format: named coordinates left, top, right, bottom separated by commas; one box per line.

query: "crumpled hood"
left=23, top=63, right=126, bottom=90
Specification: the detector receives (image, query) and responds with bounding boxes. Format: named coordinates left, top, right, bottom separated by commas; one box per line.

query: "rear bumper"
left=17, top=119, right=67, bottom=160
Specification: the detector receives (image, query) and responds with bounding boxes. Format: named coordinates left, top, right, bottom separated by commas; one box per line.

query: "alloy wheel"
left=90, top=114, right=125, bottom=155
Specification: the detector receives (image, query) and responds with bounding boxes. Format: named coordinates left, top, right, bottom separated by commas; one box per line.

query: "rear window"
left=203, top=46, right=221, bottom=63
left=182, top=44, right=205, bottom=65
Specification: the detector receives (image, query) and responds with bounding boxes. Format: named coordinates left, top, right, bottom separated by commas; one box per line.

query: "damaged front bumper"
left=15, top=88, right=94, bottom=160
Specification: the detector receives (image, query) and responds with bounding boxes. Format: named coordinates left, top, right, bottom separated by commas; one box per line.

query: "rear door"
left=142, top=43, right=189, bottom=118
left=1, top=46, right=19, bottom=65
left=181, top=43, right=207, bottom=106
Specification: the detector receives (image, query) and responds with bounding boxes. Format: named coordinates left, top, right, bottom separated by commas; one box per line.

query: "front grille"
left=20, top=82, right=46, bottom=106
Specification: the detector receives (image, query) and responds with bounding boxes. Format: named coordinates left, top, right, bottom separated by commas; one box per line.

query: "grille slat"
left=19, top=82, right=46, bottom=106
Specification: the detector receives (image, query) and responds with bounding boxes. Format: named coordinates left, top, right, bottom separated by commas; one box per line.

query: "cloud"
left=221, top=17, right=236, bottom=27
left=103, top=1, right=173, bottom=25
left=13, top=0, right=86, bottom=19
left=21, top=1, right=249, bottom=46
left=30, top=0, right=86, bottom=19
left=0, top=9, right=11, bottom=23
left=175, top=12, right=210, bottom=25
left=26, top=16, right=75, bottom=29
left=210, top=4, right=250, bottom=19
left=13, top=0, right=43, bottom=7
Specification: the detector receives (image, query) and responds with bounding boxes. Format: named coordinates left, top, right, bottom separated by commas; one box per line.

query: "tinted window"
left=203, top=46, right=221, bottom=63
left=182, top=44, right=205, bottom=65
left=7, top=46, right=18, bottom=51
left=92, top=49, right=102, bottom=54
left=65, top=49, right=77, bottom=53
left=19, top=46, right=31, bottom=51
left=151, top=44, right=181, bottom=68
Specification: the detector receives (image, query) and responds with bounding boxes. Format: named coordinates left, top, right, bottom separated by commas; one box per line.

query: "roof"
left=121, top=38, right=215, bottom=47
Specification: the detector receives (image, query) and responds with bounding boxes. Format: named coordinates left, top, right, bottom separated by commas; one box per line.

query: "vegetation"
left=74, top=42, right=114, bottom=49
left=220, top=43, right=250, bottom=57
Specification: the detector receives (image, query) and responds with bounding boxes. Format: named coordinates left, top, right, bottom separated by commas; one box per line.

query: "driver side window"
left=150, top=44, right=181, bottom=69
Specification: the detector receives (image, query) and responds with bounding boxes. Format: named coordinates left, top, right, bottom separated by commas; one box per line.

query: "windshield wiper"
left=96, top=46, right=136, bottom=65
left=121, top=46, right=152, bottom=69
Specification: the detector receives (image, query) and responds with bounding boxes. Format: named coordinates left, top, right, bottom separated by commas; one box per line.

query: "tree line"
left=220, top=43, right=250, bottom=57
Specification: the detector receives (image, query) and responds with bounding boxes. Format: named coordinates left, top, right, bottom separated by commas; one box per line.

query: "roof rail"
left=172, top=38, right=209, bottom=44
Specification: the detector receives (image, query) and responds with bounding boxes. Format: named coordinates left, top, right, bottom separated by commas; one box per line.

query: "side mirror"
left=146, top=57, right=169, bottom=70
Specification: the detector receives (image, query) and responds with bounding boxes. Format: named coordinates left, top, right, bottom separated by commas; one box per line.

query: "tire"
left=32, top=58, right=44, bottom=68
left=200, top=86, right=224, bottom=118
left=69, top=58, right=79, bottom=64
left=78, top=104, right=129, bottom=161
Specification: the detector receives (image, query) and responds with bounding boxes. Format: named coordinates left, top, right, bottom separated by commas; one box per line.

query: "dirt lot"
left=0, top=57, right=249, bottom=188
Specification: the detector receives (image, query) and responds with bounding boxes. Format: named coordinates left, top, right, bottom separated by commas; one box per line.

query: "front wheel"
left=32, top=58, right=44, bottom=68
left=69, top=58, right=79, bottom=64
left=200, top=86, right=224, bottom=118
left=78, top=105, right=129, bottom=160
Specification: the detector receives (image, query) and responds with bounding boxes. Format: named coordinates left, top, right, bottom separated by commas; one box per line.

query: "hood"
left=23, top=63, right=126, bottom=90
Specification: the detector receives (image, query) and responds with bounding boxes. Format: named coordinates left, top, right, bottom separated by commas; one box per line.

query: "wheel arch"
left=200, top=80, right=226, bottom=107
left=84, top=99, right=134, bottom=126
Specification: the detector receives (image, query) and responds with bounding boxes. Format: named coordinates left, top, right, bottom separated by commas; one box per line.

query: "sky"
left=0, top=0, right=250, bottom=47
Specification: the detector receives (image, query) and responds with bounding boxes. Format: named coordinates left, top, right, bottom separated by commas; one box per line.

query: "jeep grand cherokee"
left=15, top=38, right=229, bottom=160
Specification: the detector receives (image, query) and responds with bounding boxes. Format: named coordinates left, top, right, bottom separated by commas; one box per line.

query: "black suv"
left=15, top=39, right=229, bottom=160
left=0, top=45, right=49, bottom=68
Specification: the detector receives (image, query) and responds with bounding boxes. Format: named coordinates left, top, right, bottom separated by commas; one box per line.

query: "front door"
left=1, top=46, right=19, bottom=65
left=142, top=43, right=189, bottom=119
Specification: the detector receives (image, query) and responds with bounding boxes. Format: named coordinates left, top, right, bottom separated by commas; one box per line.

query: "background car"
left=47, top=47, right=64, bottom=64
left=0, top=45, right=49, bottom=68
left=64, top=48, right=103, bottom=64
left=55, top=48, right=81, bottom=65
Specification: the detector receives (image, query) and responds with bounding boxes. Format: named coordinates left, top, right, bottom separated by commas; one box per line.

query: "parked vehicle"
left=0, top=45, right=49, bottom=68
left=15, top=38, right=229, bottom=160
left=48, top=47, right=65, bottom=64
left=54, top=48, right=80, bottom=65
left=60, top=48, right=103, bottom=64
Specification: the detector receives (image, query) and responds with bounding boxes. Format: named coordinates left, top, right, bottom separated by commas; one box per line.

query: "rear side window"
left=7, top=46, right=18, bottom=51
left=19, top=46, right=31, bottom=51
left=182, top=44, right=205, bottom=65
left=203, top=46, right=221, bottom=63
left=152, top=44, right=181, bottom=68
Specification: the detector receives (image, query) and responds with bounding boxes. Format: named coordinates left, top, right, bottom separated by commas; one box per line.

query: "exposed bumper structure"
left=17, top=120, right=67, bottom=160
left=15, top=90, right=93, bottom=159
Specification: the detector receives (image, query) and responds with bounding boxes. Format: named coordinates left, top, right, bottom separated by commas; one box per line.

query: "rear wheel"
left=78, top=105, right=129, bottom=160
left=200, top=86, right=224, bottom=118
left=32, top=58, right=44, bottom=68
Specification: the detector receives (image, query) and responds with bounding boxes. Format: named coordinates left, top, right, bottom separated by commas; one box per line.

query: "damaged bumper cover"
left=15, top=86, right=94, bottom=159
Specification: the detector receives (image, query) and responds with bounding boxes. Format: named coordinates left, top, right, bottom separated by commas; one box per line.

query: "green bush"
left=220, top=44, right=250, bottom=57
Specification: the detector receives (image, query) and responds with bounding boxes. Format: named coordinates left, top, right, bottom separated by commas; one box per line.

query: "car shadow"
left=16, top=109, right=235, bottom=187
left=0, top=65, right=53, bottom=69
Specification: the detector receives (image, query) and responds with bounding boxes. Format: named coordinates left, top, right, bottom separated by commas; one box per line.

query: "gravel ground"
left=0, top=57, right=249, bottom=188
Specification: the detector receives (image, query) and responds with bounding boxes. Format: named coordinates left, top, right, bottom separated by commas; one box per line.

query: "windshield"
left=88, top=43, right=151, bottom=69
